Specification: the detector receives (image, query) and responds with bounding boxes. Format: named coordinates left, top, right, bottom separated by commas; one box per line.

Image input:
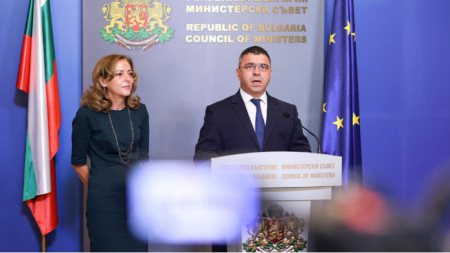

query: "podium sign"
left=212, top=151, right=341, bottom=188
left=211, top=152, right=342, bottom=252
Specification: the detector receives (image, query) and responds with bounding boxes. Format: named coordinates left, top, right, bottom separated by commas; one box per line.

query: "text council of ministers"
left=185, top=35, right=307, bottom=43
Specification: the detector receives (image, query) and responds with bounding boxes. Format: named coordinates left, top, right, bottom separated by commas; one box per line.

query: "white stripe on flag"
left=29, top=0, right=51, bottom=195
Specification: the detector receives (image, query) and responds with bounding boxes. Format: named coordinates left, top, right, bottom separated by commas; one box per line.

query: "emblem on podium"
left=243, top=204, right=308, bottom=252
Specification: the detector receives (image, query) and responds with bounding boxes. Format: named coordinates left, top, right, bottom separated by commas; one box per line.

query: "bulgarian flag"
left=16, top=0, right=60, bottom=236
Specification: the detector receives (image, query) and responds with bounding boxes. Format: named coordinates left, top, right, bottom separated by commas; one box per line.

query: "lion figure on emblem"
left=102, top=0, right=127, bottom=34
left=146, top=0, right=171, bottom=34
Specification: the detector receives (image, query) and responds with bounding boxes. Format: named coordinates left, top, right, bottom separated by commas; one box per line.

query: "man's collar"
left=240, top=88, right=267, bottom=104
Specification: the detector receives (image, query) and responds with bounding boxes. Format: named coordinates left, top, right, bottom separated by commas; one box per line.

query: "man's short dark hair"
left=238, top=46, right=271, bottom=67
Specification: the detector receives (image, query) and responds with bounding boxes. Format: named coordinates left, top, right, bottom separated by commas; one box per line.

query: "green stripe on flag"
left=23, top=132, right=37, bottom=202
left=42, top=0, right=56, bottom=82
left=24, top=0, right=34, bottom=37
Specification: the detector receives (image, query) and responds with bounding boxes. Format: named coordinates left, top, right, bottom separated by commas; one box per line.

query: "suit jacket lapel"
left=263, top=94, right=281, bottom=150
left=231, top=91, right=261, bottom=150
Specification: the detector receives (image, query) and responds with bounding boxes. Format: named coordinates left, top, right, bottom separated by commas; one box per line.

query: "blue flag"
left=321, top=0, right=362, bottom=186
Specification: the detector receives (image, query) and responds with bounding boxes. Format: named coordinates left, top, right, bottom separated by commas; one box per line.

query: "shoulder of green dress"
left=75, top=105, right=87, bottom=116
left=76, top=105, right=103, bottom=120
left=138, top=103, right=147, bottom=112
left=77, top=105, right=96, bottom=114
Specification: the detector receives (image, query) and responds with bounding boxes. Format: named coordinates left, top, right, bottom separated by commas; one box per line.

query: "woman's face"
left=100, top=59, right=134, bottom=104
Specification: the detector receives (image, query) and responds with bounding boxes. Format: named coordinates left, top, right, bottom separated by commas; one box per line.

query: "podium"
left=211, top=151, right=342, bottom=252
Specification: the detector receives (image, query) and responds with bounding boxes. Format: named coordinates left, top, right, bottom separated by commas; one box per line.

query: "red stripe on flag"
left=25, top=159, right=58, bottom=236
left=16, top=34, right=32, bottom=93
left=46, top=60, right=61, bottom=159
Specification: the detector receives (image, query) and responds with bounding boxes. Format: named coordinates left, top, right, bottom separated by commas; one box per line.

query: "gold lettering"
left=186, top=5, right=269, bottom=13
left=253, top=35, right=306, bottom=43
left=186, top=35, right=234, bottom=43
left=281, top=173, right=302, bottom=179
left=273, top=6, right=307, bottom=14
left=310, top=173, right=335, bottom=178
left=186, top=23, right=239, bottom=32
left=252, top=173, right=277, bottom=180
left=258, top=24, right=306, bottom=32
left=320, top=163, right=335, bottom=169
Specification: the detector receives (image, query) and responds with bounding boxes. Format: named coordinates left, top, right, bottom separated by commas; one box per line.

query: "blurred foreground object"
left=309, top=181, right=450, bottom=251
left=127, top=160, right=260, bottom=244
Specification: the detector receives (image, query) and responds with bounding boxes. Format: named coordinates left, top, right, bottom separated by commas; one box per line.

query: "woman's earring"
left=103, top=86, right=107, bottom=92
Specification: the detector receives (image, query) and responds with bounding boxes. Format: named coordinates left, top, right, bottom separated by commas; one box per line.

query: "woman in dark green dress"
left=71, top=54, right=149, bottom=251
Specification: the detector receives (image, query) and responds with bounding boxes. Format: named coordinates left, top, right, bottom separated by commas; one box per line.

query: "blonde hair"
left=81, top=54, right=140, bottom=113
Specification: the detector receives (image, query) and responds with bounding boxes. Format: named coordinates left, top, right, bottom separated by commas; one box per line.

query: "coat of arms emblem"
left=243, top=204, right=308, bottom=252
left=100, top=0, right=173, bottom=50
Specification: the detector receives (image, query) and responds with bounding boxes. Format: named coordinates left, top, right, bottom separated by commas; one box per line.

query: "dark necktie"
left=251, top=98, right=265, bottom=149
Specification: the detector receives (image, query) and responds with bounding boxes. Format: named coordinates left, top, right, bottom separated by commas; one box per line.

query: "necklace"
left=108, top=107, right=134, bottom=165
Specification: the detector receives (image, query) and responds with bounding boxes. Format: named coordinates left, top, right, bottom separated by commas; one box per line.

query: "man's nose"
left=252, top=66, right=261, bottom=74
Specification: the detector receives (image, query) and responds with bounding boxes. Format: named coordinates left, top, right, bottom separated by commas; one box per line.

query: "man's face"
left=236, top=53, right=272, bottom=98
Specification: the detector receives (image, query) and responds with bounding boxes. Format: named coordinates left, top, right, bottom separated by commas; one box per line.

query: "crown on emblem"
left=123, top=0, right=151, bottom=5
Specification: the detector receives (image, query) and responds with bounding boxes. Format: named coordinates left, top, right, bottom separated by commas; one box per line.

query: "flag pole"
left=42, top=235, right=46, bottom=252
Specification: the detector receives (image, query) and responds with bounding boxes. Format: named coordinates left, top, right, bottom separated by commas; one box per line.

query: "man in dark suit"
left=194, top=46, right=311, bottom=164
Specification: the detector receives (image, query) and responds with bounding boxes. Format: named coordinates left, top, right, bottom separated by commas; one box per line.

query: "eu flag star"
left=333, top=116, right=344, bottom=130
left=353, top=113, right=360, bottom=126
left=344, top=20, right=351, bottom=35
left=329, top=33, right=336, bottom=45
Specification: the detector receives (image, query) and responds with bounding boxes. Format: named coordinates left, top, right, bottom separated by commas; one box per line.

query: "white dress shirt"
left=240, top=88, right=267, bottom=131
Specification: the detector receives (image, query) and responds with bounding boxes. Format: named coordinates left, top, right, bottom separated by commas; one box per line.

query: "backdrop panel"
left=82, top=0, right=324, bottom=158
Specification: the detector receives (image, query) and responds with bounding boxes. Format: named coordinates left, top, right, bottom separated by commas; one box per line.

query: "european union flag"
left=321, top=0, right=362, bottom=187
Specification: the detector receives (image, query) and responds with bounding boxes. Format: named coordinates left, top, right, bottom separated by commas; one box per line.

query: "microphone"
left=283, top=112, right=322, bottom=153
